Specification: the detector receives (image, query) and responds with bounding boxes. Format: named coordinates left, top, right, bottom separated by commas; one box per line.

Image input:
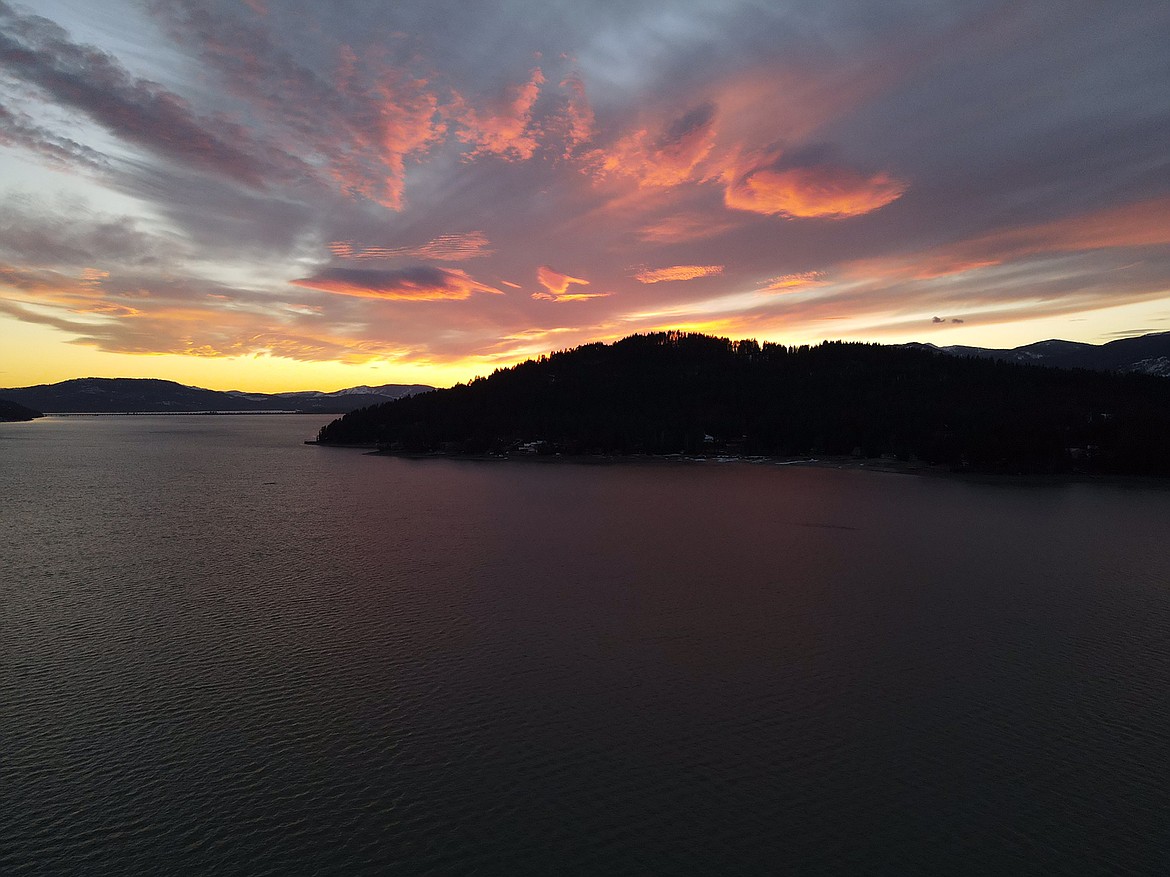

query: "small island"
left=0, top=399, right=43, bottom=423
left=315, top=332, right=1170, bottom=477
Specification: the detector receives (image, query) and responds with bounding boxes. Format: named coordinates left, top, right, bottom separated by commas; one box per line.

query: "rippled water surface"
left=3, top=415, right=1170, bottom=875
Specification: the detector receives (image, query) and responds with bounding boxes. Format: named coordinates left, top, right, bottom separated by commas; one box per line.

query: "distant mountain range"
left=0, top=378, right=433, bottom=414
left=2, top=332, right=1167, bottom=417
left=912, top=330, right=1170, bottom=376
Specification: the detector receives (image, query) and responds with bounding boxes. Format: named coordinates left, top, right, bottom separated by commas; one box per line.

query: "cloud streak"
left=328, top=232, right=494, bottom=262
left=0, top=1, right=291, bottom=187
left=291, top=266, right=503, bottom=301
left=635, top=265, right=724, bottom=284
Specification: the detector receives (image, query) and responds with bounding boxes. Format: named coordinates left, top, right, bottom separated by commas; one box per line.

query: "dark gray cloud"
left=291, top=265, right=502, bottom=301
left=0, top=0, right=303, bottom=186
left=0, top=199, right=170, bottom=267
left=0, top=102, right=108, bottom=170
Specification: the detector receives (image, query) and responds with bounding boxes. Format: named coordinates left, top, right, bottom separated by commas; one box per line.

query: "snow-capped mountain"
left=912, top=331, right=1170, bottom=376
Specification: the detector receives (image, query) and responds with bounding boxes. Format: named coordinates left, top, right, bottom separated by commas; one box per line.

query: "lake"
left=3, top=415, right=1169, bottom=875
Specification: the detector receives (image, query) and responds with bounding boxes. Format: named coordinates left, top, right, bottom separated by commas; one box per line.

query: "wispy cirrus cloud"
left=759, top=271, right=827, bottom=292
left=328, top=231, right=493, bottom=262
left=0, top=1, right=296, bottom=187
left=634, top=264, right=724, bottom=284
left=636, top=213, right=741, bottom=243
left=145, top=0, right=445, bottom=209
left=845, top=195, right=1170, bottom=283
left=0, top=201, right=177, bottom=268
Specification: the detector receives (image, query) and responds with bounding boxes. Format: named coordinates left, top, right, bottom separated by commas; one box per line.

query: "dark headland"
left=0, top=399, right=43, bottom=422
left=314, top=331, right=1170, bottom=478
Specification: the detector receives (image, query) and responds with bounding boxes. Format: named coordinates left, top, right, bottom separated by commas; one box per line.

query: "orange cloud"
left=723, top=150, right=906, bottom=218
left=634, top=265, right=725, bottom=284
left=532, top=265, right=609, bottom=302
left=593, top=102, right=718, bottom=189
left=956, top=195, right=1170, bottom=264
left=537, top=265, right=589, bottom=296
left=760, top=271, right=827, bottom=291
left=0, top=264, right=120, bottom=310
left=706, top=59, right=899, bottom=156
left=532, top=291, right=611, bottom=302
left=329, top=48, right=445, bottom=209
left=457, top=68, right=545, bottom=161
left=557, top=72, right=595, bottom=158
left=291, top=266, right=502, bottom=301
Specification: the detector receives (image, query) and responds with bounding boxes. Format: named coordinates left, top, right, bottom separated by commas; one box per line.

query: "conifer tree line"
left=318, top=332, right=1170, bottom=475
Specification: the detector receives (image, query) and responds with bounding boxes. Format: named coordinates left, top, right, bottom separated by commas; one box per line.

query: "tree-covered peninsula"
left=316, top=332, right=1170, bottom=476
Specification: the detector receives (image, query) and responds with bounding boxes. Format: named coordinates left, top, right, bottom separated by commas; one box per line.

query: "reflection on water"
left=3, top=415, right=1169, bottom=875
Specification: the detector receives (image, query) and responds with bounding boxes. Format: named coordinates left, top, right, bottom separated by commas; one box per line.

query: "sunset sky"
left=2, top=0, right=1168, bottom=391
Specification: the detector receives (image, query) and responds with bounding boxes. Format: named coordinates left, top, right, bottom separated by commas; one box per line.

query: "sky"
left=1, top=0, right=1169, bottom=391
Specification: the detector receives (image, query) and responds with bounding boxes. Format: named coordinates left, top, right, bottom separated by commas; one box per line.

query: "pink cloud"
left=291, top=266, right=502, bottom=301
left=723, top=150, right=906, bottom=219
left=330, top=46, right=445, bottom=209
left=846, top=195, right=1170, bottom=282
left=636, top=213, right=741, bottom=243
left=141, top=5, right=447, bottom=209
left=456, top=67, right=546, bottom=161
left=556, top=72, right=595, bottom=158
left=592, top=102, right=718, bottom=189
left=634, top=265, right=725, bottom=284
left=759, top=271, right=827, bottom=292
left=537, top=264, right=589, bottom=296
left=532, top=265, right=609, bottom=302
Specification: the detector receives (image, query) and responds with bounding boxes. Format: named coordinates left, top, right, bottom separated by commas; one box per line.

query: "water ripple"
left=2, top=416, right=1169, bottom=874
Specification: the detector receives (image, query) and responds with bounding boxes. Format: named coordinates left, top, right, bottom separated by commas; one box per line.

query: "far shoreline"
left=306, top=441, right=1170, bottom=489
left=37, top=410, right=337, bottom=416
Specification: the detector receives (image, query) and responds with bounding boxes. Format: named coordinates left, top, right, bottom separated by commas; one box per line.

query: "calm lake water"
left=3, top=414, right=1170, bottom=875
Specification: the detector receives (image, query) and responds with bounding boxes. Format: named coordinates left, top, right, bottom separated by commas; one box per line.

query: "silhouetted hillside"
left=0, top=399, right=42, bottom=422
left=0, top=378, right=431, bottom=414
left=316, top=332, right=1170, bottom=476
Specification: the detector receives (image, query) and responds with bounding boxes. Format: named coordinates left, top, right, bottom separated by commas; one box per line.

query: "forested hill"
left=317, top=332, right=1170, bottom=475
left=0, top=399, right=42, bottom=422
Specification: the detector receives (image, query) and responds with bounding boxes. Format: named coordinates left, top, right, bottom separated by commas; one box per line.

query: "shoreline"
left=307, top=442, right=1170, bottom=489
